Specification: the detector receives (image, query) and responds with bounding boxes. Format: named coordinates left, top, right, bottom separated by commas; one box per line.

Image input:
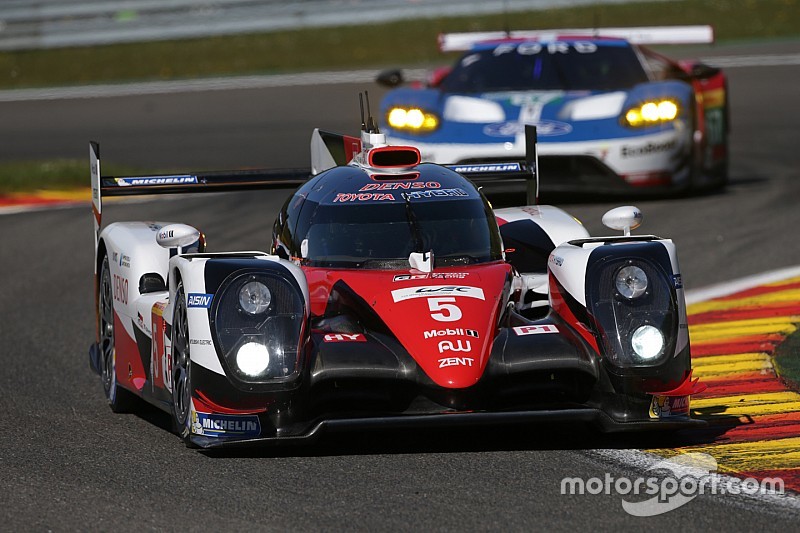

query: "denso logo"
left=438, top=357, right=475, bottom=368
left=438, top=339, right=472, bottom=353
left=424, top=328, right=479, bottom=339
left=187, top=293, right=213, bottom=308
left=391, top=285, right=485, bottom=302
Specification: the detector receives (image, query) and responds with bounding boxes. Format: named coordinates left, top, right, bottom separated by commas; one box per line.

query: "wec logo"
left=187, top=293, right=213, bottom=308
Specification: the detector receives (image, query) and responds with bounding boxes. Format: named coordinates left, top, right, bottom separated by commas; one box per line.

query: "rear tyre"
left=98, top=252, right=137, bottom=413
left=171, top=283, right=195, bottom=445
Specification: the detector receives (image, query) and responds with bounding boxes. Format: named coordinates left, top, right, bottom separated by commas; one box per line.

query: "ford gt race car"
left=377, top=25, right=729, bottom=194
left=88, top=119, right=705, bottom=448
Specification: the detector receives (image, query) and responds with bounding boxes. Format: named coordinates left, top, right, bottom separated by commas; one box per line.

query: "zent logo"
left=187, top=293, right=213, bottom=308
left=438, top=357, right=475, bottom=368
left=512, top=324, right=559, bottom=336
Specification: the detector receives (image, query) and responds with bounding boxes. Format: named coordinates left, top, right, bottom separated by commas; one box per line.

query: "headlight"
left=585, top=256, right=677, bottom=368
left=631, top=325, right=665, bottom=360
left=236, top=341, right=270, bottom=376
left=623, top=99, right=679, bottom=127
left=239, top=280, right=271, bottom=315
left=615, top=265, right=648, bottom=299
left=387, top=107, right=439, bottom=132
left=212, top=270, right=305, bottom=385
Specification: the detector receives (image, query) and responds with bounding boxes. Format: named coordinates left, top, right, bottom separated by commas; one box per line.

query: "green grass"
left=0, top=160, right=144, bottom=194
left=774, top=330, right=800, bottom=392
left=0, top=0, right=798, bottom=193
left=1, top=0, right=797, bottom=90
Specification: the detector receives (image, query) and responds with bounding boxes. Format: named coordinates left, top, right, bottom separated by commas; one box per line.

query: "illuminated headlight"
left=213, top=271, right=306, bottom=386
left=615, top=265, right=648, bottom=299
left=631, top=325, right=665, bottom=360
left=235, top=342, right=270, bottom=376
left=387, top=107, right=439, bottom=132
left=239, top=281, right=271, bottom=315
left=623, top=99, right=679, bottom=127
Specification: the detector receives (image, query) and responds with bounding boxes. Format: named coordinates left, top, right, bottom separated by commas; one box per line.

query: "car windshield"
left=440, top=41, right=649, bottom=92
left=302, top=198, right=502, bottom=269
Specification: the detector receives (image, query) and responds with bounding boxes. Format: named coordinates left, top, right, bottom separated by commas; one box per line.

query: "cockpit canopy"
left=272, top=164, right=503, bottom=269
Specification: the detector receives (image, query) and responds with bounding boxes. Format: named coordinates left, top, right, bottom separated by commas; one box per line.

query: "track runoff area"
left=4, top=195, right=800, bottom=497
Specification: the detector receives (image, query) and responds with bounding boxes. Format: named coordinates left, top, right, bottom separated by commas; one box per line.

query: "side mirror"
left=376, top=69, right=404, bottom=88
left=602, top=206, right=642, bottom=237
left=156, top=223, right=200, bottom=252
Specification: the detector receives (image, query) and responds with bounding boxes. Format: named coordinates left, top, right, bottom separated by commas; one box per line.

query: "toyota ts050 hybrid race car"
left=377, top=25, right=729, bottom=194
left=89, top=119, right=705, bottom=448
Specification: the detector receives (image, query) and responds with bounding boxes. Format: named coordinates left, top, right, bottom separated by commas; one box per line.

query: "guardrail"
left=0, top=0, right=651, bottom=51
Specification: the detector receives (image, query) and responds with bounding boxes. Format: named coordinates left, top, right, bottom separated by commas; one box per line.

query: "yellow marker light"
left=386, top=107, right=440, bottom=132
left=657, top=100, right=678, bottom=120
left=406, top=109, right=425, bottom=128
left=623, top=99, right=679, bottom=127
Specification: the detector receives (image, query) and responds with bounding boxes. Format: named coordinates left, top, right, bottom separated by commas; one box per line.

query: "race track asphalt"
left=1, top=40, right=799, bottom=530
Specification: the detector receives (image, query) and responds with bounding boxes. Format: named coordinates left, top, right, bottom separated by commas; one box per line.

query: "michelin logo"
left=116, top=175, right=198, bottom=186
left=193, top=412, right=261, bottom=437
left=449, top=163, right=521, bottom=173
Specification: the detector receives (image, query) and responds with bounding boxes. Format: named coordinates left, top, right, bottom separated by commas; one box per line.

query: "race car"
left=377, top=25, right=729, bottom=194
left=88, top=118, right=705, bottom=448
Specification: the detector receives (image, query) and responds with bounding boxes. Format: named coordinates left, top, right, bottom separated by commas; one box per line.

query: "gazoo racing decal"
left=323, top=333, right=366, bottom=342
left=115, top=175, right=198, bottom=186
left=187, top=293, right=213, bottom=308
left=191, top=411, right=261, bottom=438
left=393, top=272, right=469, bottom=282
left=439, top=357, right=475, bottom=368
left=391, top=285, right=485, bottom=302
left=512, top=324, right=559, bottom=336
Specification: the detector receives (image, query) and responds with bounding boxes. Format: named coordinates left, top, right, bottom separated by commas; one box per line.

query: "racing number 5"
left=428, top=297, right=462, bottom=322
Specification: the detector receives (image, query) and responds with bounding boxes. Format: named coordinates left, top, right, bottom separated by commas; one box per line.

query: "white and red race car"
left=89, top=118, right=704, bottom=448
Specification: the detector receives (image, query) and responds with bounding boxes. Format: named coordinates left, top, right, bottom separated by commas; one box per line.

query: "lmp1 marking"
left=512, top=324, right=559, bottom=336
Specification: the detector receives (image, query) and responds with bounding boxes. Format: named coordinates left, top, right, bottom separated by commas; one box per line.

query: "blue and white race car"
left=377, top=26, right=729, bottom=195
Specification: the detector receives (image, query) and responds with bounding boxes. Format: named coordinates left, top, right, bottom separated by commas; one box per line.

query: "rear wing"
left=91, top=124, right=540, bottom=259
left=439, top=25, right=714, bottom=52
left=89, top=141, right=310, bottom=259
left=445, top=125, right=539, bottom=205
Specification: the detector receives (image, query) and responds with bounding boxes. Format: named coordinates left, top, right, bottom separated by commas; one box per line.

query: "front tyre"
left=98, top=252, right=137, bottom=412
left=171, top=283, right=194, bottom=445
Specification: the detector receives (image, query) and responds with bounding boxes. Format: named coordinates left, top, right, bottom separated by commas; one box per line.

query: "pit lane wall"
left=0, top=0, right=662, bottom=51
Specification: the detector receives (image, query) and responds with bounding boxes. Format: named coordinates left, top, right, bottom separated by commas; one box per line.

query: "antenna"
left=359, top=93, right=366, bottom=131
left=365, top=90, right=379, bottom=133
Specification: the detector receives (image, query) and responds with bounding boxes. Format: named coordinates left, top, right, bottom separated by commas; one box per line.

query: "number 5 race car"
left=377, top=25, right=729, bottom=195
left=89, top=118, right=704, bottom=448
